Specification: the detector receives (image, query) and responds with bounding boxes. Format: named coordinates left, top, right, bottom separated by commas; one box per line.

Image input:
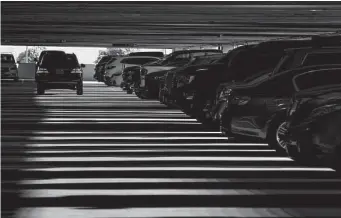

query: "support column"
left=25, top=46, right=28, bottom=63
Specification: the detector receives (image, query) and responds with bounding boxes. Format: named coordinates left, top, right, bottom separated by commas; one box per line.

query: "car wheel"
left=37, top=83, right=45, bottom=95
left=267, top=118, right=288, bottom=154
left=76, top=82, right=83, bottom=95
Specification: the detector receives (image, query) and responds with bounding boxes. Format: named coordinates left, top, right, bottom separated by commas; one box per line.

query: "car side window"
left=294, top=68, right=341, bottom=91
left=254, top=72, right=296, bottom=96
left=302, top=52, right=341, bottom=66
left=121, top=58, right=158, bottom=65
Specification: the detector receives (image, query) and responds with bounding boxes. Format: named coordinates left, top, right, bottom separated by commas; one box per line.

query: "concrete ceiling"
left=2, top=2, right=341, bottom=48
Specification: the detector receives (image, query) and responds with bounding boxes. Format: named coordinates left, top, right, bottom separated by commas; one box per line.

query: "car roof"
left=171, top=49, right=223, bottom=55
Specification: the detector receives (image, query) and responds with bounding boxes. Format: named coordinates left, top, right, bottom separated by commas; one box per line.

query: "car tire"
left=267, top=118, right=288, bottom=154
left=76, top=82, right=83, bottom=95
left=37, top=83, right=45, bottom=95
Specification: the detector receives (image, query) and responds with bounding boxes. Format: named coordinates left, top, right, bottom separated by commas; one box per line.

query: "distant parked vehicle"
left=137, top=49, right=223, bottom=98
left=35, top=51, right=85, bottom=95
left=1, top=53, right=19, bottom=81
left=128, top=52, right=164, bottom=58
left=104, top=56, right=160, bottom=87
left=94, top=55, right=115, bottom=82
left=159, top=54, right=222, bottom=106
left=284, top=71, right=341, bottom=172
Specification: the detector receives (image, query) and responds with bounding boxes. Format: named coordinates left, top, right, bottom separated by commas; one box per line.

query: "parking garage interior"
left=2, top=2, right=341, bottom=218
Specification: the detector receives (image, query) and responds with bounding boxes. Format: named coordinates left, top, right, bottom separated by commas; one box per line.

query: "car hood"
left=143, top=66, right=176, bottom=75
left=295, top=85, right=341, bottom=99
left=146, top=69, right=170, bottom=78
left=186, top=63, right=225, bottom=76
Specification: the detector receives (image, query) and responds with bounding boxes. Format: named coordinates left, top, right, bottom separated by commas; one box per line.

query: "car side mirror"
left=80, top=64, right=86, bottom=68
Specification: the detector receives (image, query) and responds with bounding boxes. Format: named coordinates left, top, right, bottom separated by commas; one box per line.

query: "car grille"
left=1, top=67, right=9, bottom=73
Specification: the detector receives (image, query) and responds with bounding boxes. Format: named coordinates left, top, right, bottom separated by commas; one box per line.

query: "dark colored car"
left=160, top=54, right=223, bottom=106
left=283, top=71, right=341, bottom=172
left=1, top=53, right=19, bottom=81
left=137, top=49, right=223, bottom=99
left=35, top=51, right=85, bottom=95
left=175, top=41, right=309, bottom=121
left=214, top=41, right=341, bottom=126
left=128, top=52, right=164, bottom=58
left=219, top=65, right=341, bottom=153
left=94, top=55, right=114, bottom=82
left=122, top=59, right=161, bottom=94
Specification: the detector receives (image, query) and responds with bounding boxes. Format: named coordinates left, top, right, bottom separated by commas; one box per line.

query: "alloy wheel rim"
left=276, top=122, right=288, bottom=150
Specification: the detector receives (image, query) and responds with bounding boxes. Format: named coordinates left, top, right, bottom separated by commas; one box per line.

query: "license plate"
left=140, top=79, right=145, bottom=87
left=56, top=69, right=64, bottom=74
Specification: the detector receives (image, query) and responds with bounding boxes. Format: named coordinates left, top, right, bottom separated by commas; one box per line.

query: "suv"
left=35, top=51, right=85, bottom=95
left=1, top=53, right=19, bottom=81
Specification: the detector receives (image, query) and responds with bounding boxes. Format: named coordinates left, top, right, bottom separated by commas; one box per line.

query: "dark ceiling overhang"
left=2, top=1, right=341, bottom=48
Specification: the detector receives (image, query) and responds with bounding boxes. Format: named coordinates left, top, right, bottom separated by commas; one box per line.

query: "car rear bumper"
left=2, top=71, right=18, bottom=79
left=36, top=74, right=82, bottom=84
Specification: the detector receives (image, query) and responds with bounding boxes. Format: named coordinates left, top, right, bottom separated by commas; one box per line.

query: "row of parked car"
left=106, top=34, right=341, bottom=172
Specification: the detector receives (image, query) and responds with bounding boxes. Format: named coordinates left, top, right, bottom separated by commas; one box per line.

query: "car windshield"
left=65, top=54, right=80, bottom=68
left=98, top=56, right=112, bottom=64
left=1, top=54, right=15, bottom=63
left=40, top=53, right=70, bottom=68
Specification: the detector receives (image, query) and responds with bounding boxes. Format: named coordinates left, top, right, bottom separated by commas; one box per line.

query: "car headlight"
left=219, top=88, right=232, bottom=100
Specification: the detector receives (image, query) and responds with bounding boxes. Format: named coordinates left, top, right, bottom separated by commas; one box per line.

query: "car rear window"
left=302, top=52, right=341, bottom=66
left=40, top=53, right=68, bottom=68
left=1, top=54, right=15, bottom=63
left=294, top=68, right=341, bottom=91
left=121, top=58, right=158, bottom=65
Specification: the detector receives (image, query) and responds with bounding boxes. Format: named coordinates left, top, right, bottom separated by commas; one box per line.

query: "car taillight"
left=219, top=88, right=232, bottom=100
left=37, top=68, right=48, bottom=74
left=72, top=68, right=82, bottom=73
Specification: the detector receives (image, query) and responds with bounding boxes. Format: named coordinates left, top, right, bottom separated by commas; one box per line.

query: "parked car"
left=122, top=59, right=161, bottom=94
left=214, top=44, right=341, bottom=128
left=160, top=54, right=223, bottom=106
left=35, top=51, right=85, bottom=95
left=136, top=49, right=223, bottom=99
left=103, top=56, right=160, bottom=87
left=283, top=70, right=341, bottom=172
left=219, top=64, right=341, bottom=153
left=128, top=52, right=164, bottom=58
left=94, top=55, right=114, bottom=82
left=174, top=40, right=313, bottom=121
left=1, top=53, right=19, bottom=81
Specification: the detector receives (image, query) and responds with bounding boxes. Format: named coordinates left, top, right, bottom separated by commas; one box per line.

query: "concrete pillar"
left=25, top=46, right=28, bottom=63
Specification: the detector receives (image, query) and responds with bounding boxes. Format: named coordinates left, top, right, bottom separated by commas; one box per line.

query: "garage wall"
left=82, top=64, right=96, bottom=81
left=17, top=63, right=96, bottom=81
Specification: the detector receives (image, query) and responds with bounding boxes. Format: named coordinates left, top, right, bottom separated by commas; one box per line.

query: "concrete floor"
left=2, top=80, right=341, bottom=218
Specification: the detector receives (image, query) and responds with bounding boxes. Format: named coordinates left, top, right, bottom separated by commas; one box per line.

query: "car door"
left=230, top=71, right=296, bottom=138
